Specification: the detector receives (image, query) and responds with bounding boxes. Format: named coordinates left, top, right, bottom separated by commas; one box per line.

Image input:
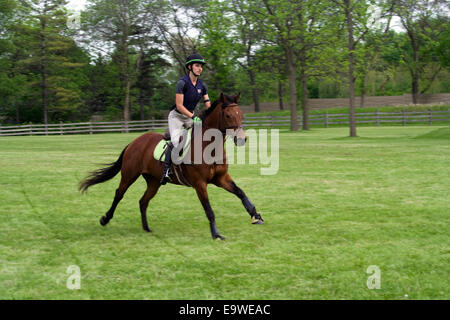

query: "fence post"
left=324, top=110, right=329, bottom=128
left=402, top=109, right=406, bottom=126
left=376, top=108, right=379, bottom=126
left=89, top=121, right=93, bottom=134
left=60, top=121, right=63, bottom=135
left=428, top=108, right=433, bottom=126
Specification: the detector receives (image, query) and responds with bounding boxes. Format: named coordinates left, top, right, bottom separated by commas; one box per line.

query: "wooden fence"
left=1, top=110, right=449, bottom=136
left=0, top=119, right=167, bottom=136
left=244, top=110, right=450, bottom=128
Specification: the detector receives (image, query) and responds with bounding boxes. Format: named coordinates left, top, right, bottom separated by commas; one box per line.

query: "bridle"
left=218, top=103, right=244, bottom=133
left=202, top=102, right=244, bottom=134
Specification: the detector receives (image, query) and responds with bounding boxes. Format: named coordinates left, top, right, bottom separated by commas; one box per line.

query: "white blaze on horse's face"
left=223, top=106, right=247, bottom=146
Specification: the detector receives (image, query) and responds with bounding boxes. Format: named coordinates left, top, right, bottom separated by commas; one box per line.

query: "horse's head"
left=207, top=93, right=247, bottom=146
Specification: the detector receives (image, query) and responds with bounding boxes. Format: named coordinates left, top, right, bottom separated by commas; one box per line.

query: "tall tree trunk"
left=298, top=10, right=309, bottom=131
left=15, top=105, right=20, bottom=123
left=40, top=16, right=48, bottom=129
left=286, top=46, right=298, bottom=131
left=124, top=75, right=131, bottom=132
left=120, top=6, right=131, bottom=132
left=122, top=39, right=130, bottom=132
left=379, top=74, right=390, bottom=96
left=408, top=30, right=420, bottom=104
left=411, top=71, right=419, bottom=104
left=248, top=69, right=260, bottom=113
left=278, top=79, right=284, bottom=110
left=360, top=71, right=367, bottom=108
left=345, top=0, right=357, bottom=137
left=139, top=86, right=145, bottom=121
left=138, top=47, right=145, bottom=121
left=300, top=58, right=309, bottom=131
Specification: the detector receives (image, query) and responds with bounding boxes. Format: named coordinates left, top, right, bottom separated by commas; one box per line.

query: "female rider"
left=160, top=54, right=211, bottom=185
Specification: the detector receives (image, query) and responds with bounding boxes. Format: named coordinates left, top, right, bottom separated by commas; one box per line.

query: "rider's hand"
left=192, top=116, right=202, bottom=123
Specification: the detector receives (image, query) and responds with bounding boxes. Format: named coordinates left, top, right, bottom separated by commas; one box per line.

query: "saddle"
left=162, top=128, right=171, bottom=141
left=154, top=127, right=193, bottom=187
left=153, top=127, right=192, bottom=163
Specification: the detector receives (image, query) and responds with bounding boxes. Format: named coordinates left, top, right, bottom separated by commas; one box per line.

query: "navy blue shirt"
left=174, top=75, right=208, bottom=113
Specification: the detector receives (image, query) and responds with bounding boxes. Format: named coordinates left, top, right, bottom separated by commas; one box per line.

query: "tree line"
left=0, top=0, right=448, bottom=135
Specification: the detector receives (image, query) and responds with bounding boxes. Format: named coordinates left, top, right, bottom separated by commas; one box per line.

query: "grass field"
left=0, top=126, right=449, bottom=299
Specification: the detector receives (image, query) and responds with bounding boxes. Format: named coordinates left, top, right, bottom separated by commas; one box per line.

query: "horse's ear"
left=219, top=93, right=225, bottom=103
left=235, top=93, right=240, bottom=103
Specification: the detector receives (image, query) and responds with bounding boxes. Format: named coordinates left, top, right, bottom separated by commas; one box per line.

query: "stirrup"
left=160, top=170, right=170, bottom=185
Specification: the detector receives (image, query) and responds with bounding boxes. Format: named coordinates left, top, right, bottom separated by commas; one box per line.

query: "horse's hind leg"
left=100, top=173, right=139, bottom=226
left=139, top=174, right=161, bottom=232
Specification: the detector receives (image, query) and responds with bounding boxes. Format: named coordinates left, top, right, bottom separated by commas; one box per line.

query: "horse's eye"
left=226, top=115, right=231, bottom=119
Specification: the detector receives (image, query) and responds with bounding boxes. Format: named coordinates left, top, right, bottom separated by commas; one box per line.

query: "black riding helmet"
left=185, top=53, right=206, bottom=70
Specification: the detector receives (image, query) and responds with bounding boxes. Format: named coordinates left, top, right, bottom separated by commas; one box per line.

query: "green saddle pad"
left=154, top=128, right=192, bottom=162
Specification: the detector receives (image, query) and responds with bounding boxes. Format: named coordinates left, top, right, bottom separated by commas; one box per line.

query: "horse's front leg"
left=194, top=182, right=225, bottom=240
left=213, top=174, right=264, bottom=225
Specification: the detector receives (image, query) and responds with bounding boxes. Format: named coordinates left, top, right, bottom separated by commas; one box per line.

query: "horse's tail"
left=79, top=145, right=128, bottom=193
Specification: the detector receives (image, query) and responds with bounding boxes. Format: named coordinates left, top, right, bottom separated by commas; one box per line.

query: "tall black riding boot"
left=160, top=142, right=173, bottom=185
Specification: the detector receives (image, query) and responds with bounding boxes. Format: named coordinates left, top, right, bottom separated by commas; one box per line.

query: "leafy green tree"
left=155, top=0, right=201, bottom=74
left=257, top=0, right=302, bottom=131
left=253, top=44, right=287, bottom=110
left=134, top=46, right=170, bottom=120
left=392, top=0, right=449, bottom=103
left=11, top=0, right=86, bottom=125
left=198, top=0, right=236, bottom=96
left=254, top=0, right=339, bottom=130
left=229, top=0, right=264, bottom=112
left=82, top=0, right=163, bottom=130
left=329, top=0, right=393, bottom=136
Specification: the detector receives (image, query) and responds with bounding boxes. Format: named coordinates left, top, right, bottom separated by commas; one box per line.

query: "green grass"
left=0, top=126, right=449, bottom=299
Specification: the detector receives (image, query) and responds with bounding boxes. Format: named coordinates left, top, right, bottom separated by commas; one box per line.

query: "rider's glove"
left=192, top=116, right=202, bottom=123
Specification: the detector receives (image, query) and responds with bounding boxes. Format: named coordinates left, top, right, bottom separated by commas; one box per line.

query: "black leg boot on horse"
left=160, top=142, right=173, bottom=185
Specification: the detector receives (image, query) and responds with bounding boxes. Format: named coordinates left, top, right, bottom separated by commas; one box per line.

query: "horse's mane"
left=199, top=94, right=236, bottom=121
left=199, top=100, right=220, bottom=121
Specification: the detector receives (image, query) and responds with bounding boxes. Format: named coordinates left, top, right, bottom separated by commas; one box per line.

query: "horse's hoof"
left=214, top=234, right=226, bottom=240
left=100, top=216, right=108, bottom=226
left=143, top=227, right=152, bottom=233
left=251, top=216, right=264, bottom=225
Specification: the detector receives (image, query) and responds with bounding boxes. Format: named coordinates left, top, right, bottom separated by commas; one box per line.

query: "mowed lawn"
left=0, top=126, right=449, bottom=299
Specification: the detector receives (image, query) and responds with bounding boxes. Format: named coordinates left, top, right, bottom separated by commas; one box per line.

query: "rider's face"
left=191, top=63, right=203, bottom=76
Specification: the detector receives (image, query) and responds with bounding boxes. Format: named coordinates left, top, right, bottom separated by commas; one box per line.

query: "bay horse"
left=79, top=93, right=264, bottom=240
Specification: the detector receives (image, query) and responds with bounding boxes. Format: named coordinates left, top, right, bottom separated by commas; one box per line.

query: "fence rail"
left=1, top=110, right=449, bottom=136
left=243, top=110, right=450, bottom=128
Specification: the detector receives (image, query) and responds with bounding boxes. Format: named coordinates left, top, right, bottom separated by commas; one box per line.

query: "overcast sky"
left=67, top=0, right=86, bottom=11
left=66, top=0, right=404, bottom=31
